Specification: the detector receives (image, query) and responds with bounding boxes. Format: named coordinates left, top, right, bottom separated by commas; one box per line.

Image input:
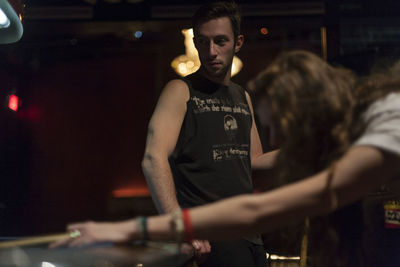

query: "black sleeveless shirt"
left=169, top=72, right=253, bottom=208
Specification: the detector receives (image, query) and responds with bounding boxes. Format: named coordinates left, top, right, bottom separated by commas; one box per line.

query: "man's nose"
left=208, top=42, right=217, bottom=57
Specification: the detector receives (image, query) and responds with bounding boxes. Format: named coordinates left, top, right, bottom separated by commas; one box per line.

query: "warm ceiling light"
left=232, top=56, right=243, bottom=77
left=171, top=28, right=243, bottom=77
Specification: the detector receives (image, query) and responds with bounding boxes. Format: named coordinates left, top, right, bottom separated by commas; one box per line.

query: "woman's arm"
left=188, top=145, right=400, bottom=240
left=51, top=146, right=400, bottom=247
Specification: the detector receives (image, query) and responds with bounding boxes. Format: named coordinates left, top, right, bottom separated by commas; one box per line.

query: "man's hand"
left=180, top=239, right=211, bottom=264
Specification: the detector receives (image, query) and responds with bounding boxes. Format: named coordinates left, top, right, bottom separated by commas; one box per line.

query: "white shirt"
left=354, top=92, right=400, bottom=157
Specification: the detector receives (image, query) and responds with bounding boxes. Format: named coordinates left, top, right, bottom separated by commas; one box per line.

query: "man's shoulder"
left=229, top=79, right=241, bottom=87
left=229, top=80, right=248, bottom=98
left=168, top=72, right=204, bottom=90
left=161, top=79, right=190, bottom=103
left=164, top=78, right=189, bottom=92
left=182, top=71, right=205, bottom=86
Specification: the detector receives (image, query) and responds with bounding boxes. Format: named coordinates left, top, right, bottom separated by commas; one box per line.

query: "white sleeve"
left=353, top=93, right=400, bottom=157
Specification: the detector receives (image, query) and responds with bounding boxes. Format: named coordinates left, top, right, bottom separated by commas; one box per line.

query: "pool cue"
left=0, top=233, right=70, bottom=249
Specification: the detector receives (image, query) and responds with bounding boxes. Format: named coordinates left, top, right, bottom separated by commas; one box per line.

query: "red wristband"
left=182, top=209, right=194, bottom=243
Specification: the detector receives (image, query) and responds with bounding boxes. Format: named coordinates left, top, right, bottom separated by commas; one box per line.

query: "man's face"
left=194, top=17, right=243, bottom=79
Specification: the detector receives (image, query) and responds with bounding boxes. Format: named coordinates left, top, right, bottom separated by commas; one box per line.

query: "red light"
left=260, top=27, right=269, bottom=35
left=8, top=94, right=19, bottom=111
left=112, top=186, right=150, bottom=198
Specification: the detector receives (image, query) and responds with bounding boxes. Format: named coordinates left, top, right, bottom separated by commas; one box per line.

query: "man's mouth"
left=209, top=61, right=222, bottom=67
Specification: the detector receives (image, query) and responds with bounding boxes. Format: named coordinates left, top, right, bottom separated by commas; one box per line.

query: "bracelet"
left=182, top=209, right=194, bottom=243
left=170, top=209, right=184, bottom=243
left=136, top=216, right=149, bottom=242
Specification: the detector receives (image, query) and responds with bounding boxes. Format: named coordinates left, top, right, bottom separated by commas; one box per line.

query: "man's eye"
left=215, top=39, right=227, bottom=45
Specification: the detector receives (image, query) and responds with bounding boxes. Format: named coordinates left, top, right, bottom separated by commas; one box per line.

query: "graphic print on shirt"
left=224, top=115, right=238, bottom=141
left=191, top=96, right=250, bottom=116
left=190, top=95, right=251, bottom=162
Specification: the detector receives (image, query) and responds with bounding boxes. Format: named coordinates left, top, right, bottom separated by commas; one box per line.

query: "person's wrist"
left=170, top=208, right=184, bottom=243
left=135, top=216, right=149, bottom=242
left=122, top=218, right=143, bottom=241
left=183, top=209, right=194, bottom=243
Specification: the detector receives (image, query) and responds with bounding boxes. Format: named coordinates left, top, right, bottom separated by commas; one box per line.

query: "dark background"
left=1, top=0, right=400, bottom=236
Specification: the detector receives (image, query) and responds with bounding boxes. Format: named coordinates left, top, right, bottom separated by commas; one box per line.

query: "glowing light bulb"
left=0, top=8, right=10, bottom=28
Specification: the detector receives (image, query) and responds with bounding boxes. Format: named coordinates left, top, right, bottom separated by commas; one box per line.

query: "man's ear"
left=235, top=35, right=244, bottom=53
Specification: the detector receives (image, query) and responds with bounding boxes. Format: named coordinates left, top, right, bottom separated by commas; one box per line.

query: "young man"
left=141, top=2, right=275, bottom=266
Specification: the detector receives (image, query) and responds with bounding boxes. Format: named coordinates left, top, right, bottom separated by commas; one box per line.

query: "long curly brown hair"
left=253, top=50, right=400, bottom=266
left=252, top=50, right=366, bottom=266
left=253, top=50, right=357, bottom=181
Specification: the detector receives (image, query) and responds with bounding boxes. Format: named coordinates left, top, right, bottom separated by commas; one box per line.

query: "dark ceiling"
left=22, top=1, right=326, bottom=22
left=21, top=0, right=400, bottom=22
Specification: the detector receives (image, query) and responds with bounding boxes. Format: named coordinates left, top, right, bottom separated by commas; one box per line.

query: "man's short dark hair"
left=192, top=1, right=242, bottom=40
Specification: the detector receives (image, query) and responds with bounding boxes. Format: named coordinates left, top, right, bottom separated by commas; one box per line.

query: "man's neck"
left=199, top=68, right=232, bottom=86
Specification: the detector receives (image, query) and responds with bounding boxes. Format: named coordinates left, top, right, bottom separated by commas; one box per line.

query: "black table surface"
left=0, top=241, right=192, bottom=267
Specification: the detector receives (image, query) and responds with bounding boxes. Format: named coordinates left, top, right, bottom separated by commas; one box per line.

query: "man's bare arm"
left=142, top=80, right=211, bottom=260
left=245, top=92, right=278, bottom=170
left=142, top=79, right=189, bottom=214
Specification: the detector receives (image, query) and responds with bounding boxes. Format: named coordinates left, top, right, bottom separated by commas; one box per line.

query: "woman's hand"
left=49, top=220, right=137, bottom=248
